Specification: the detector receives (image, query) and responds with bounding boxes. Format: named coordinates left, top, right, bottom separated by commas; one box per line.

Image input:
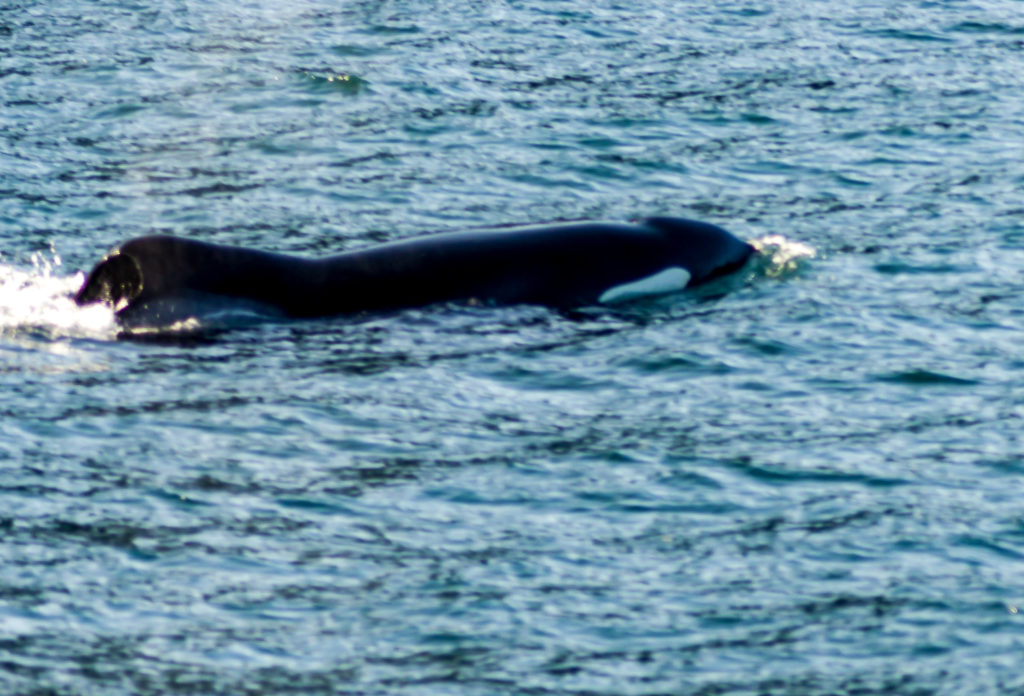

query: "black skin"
left=74, top=217, right=754, bottom=321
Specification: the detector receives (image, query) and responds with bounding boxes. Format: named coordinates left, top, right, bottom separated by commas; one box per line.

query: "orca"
left=74, top=217, right=754, bottom=327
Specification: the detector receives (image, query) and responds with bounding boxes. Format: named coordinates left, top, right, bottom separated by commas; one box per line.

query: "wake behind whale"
left=74, top=217, right=756, bottom=332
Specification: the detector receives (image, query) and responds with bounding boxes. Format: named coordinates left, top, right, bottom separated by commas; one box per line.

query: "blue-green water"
left=4, top=1, right=1024, bottom=694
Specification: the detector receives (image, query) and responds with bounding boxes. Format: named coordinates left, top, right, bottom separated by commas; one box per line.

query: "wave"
left=0, top=254, right=118, bottom=342
left=749, top=234, right=817, bottom=278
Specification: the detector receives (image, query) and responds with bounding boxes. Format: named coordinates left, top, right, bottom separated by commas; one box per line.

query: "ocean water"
left=3, top=1, right=1024, bottom=694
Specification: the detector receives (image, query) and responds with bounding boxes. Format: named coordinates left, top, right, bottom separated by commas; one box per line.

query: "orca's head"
left=74, top=252, right=143, bottom=310
left=641, top=216, right=755, bottom=284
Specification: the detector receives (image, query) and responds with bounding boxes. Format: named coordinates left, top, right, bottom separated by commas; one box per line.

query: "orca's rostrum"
left=74, top=217, right=754, bottom=326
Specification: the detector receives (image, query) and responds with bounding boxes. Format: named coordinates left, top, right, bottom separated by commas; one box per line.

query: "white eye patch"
left=597, top=267, right=691, bottom=304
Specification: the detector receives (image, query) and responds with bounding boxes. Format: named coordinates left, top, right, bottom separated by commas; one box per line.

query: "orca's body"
left=74, top=217, right=754, bottom=325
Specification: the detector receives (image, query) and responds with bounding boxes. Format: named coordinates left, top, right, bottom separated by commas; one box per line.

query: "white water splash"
left=0, top=253, right=118, bottom=342
left=750, top=234, right=817, bottom=278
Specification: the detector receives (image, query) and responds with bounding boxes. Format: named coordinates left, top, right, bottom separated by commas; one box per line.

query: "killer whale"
left=74, top=217, right=754, bottom=326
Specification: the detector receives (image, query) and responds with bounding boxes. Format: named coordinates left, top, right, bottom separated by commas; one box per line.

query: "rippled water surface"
left=4, top=1, right=1024, bottom=694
